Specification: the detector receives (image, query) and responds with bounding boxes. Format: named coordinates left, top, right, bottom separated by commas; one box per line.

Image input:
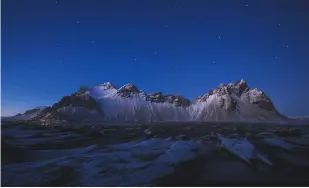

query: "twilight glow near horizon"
left=2, top=0, right=309, bottom=116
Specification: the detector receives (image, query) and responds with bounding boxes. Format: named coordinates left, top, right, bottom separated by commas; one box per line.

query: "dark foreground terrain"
left=2, top=121, right=309, bottom=186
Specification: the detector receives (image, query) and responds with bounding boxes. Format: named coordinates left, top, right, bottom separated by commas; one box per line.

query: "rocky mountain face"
left=34, top=87, right=102, bottom=122
left=117, top=83, right=143, bottom=98
left=194, top=79, right=276, bottom=112
left=13, top=79, right=288, bottom=123
left=145, top=92, right=191, bottom=107
left=2, top=107, right=48, bottom=121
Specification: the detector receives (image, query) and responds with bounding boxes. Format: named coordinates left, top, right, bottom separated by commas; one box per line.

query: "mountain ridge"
left=4, top=79, right=291, bottom=124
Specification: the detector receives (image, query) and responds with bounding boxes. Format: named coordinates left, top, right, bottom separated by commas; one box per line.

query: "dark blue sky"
left=2, top=0, right=309, bottom=116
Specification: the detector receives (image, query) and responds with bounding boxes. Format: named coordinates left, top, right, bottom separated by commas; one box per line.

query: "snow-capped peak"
left=94, top=82, right=117, bottom=90
left=223, top=79, right=249, bottom=96
left=31, top=79, right=285, bottom=123
left=89, top=82, right=118, bottom=99
left=234, top=79, right=249, bottom=90
left=194, top=79, right=247, bottom=105
left=236, top=79, right=246, bottom=85
left=117, top=83, right=141, bottom=93
left=115, top=83, right=146, bottom=98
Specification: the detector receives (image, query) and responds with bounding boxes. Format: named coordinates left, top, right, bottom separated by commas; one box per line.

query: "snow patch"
left=217, top=134, right=272, bottom=166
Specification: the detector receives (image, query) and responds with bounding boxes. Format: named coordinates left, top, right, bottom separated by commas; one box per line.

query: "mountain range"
left=4, top=79, right=291, bottom=124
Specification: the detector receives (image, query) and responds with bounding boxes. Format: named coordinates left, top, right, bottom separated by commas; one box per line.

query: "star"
left=55, top=1, right=58, bottom=4
left=286, top=45, right=289, bottom=48
left=134, top=58, right=137, bottom=61
left=165, top=25, right=168, bottom=28
left=154, top=52, right=157, bottom=55
left=56, top=43, right=60, bottom=47
left=91, top=40, right=95, bottom=43
left=277, top=23, right=281, bottom=27
left=275, top=56, right=278, bottom=59
left=217, top=36, right=221, bottom=39
left=245, top=4, right=248, bottom=7
left=77, top=20, right=80, bottom=24
left=213, top=61, right=215, bottom=64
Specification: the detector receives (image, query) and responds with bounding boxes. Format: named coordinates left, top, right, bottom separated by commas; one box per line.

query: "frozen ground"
left=2, top=122, right=309, bottom=186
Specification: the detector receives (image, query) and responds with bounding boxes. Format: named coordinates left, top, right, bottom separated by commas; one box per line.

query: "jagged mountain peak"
left=235, top=79, right=247, bottom=86
left=145, top=92, right=191, bottom=107
left=147, top=92, right=164, bottom=103
left=94, top=82, right=117, bottom=90
left=214, top=79, right=249, bottom=95
left=164, top=94, right=191, bottom=107
left=25, top=79, right=286, bottom=123
left=115, top=83, right=147, bottom=99
left=194, top=79, right=257, bottom=106
left=242, top=88, right=276, bottom=111
left=235, top=78, right=247, bottom=85
left=117, top=83, right=141, bottom=93
left=230, top=79, right=249, bottom=95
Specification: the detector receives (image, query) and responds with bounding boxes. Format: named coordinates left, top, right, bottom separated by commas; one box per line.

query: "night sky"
left=2, top=0, right=309, bottom=116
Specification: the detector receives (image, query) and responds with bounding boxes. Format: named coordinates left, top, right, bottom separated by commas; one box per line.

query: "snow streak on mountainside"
left=30, top=79, right=287, bottom=123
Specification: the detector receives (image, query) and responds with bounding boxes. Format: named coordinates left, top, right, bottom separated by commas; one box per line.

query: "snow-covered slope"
left=31, top=79, right=288, bottom=123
